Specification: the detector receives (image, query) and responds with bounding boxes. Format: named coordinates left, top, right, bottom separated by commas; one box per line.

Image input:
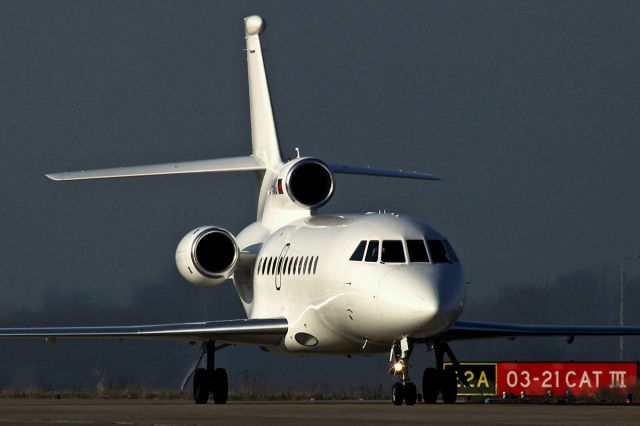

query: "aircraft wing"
left=0, top=318, right=287, bottom=345
left=441, top=320, right=640, bottom=341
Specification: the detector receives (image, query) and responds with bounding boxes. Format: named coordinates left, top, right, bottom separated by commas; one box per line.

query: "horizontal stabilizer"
left=0, top=318, right=288, bottom=345
left=328, top=163, right=441, bottom=181
left=46, top=156, right=265, bottom=181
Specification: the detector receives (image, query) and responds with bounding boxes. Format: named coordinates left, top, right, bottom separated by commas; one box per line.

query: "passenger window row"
left=256, top=255, right=319, bottom=276
left=349, top=238, right=458, bottom=264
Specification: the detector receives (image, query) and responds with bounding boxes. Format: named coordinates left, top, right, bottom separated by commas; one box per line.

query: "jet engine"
left=276, top=158, right=334, bottom=208
left=175, top=226, right=239, bottom=287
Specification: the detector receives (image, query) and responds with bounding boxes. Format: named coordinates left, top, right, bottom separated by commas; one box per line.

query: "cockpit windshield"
left=407, top=240, right=429, bottom=262
left=349, top=240, right=367, bottom=261
left=381, top=240, right=405, bottom=263
left=427, top=239, right=459, bottom=263
left=364, top=241, right=379, bottom=262
left=427, top=240, right=448, bottom=263
left=348, top=238, right=459, bottom=264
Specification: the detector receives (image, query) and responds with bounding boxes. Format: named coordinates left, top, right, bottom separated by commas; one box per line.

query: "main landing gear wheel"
left=425, top=341, right=463, bottom=404
left=193, top=368, right=209, bottom=404
left=441, top=366, right=458, bottom=404
left=422, top=368, right=439, bottom=404
left=212, top=368, right=228, bottom=404
left=392, top=382, right=404, bottom=406
left=191, top=341, right=229, bottom=405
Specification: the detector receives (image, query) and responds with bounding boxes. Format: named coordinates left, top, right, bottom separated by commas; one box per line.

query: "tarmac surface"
left=0, top=399, right=639, bottom=425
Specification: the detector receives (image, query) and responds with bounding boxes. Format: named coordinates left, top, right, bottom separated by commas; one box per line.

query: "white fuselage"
left=233, top=212, right=466, bottom=355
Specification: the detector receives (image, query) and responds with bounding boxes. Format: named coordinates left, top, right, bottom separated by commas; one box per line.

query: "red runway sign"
left=448, top=362, right=637, bottom=396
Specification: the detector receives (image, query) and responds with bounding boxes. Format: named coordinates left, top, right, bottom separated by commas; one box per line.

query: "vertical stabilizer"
left=245, top=16, right=282, bottom=169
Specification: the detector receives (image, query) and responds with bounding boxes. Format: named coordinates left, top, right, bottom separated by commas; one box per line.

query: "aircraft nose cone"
left=376, top=267, right=462, bottom=337
left=377, top=268, right=437, bottom=331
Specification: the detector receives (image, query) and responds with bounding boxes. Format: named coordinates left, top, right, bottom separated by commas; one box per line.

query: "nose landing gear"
left=389, top=338, right=417, bottom=405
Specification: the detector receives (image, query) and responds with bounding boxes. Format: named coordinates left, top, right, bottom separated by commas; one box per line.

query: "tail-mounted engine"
left=276, top=157, right=334, bottom=209
left=175, top=226, right=239, bottom=287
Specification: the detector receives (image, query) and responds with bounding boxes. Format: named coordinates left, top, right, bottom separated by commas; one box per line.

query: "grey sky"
left=1, top=1, right=640, bottom=388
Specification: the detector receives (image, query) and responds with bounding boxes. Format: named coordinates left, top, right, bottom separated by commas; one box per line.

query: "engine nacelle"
left=175, top=226, right=239, bottom=287
left=276, top=157, right=334, bottom=209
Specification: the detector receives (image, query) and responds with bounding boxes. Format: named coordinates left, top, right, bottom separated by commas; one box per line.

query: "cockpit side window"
left=427, top=240, right=450, bottom=263
left=407, top=239, right=430, bottom=262
left=443, top=240, right=459, bottom=262
left=364, top=240, right=379, bottom=262
left=349, top=240, right=367, bottom=261
left=381, top=240, right=406, bottom=263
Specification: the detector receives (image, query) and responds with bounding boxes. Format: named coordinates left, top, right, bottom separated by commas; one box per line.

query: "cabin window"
left=365, top=241, right=379, bottom=262
left=427, top=240, right=449, bottom=263
left=256, top=258, right=263, bottom=274
left=349, top=240, right=367, bottom=261
left=303, top=256, right=309, bottom=274
left=292, top=257, right=298, bottom=274
left=407, top=240, right=430, bottom=263
left=313, top=256, right=319, bottom=274
left=266, top=258, right=272, bottom=275
left=297, top=256, right=302, bottom=274
left=277, top=257, right=283, bottom=274
left=381, top=240, right=406, bottom=263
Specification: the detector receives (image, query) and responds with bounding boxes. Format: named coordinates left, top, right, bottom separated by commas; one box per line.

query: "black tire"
left=441, top=366, right=458, bottom=404
left=422, top=368, right=439, bottom=403
left=391, top=382, right=404, bottom=406
left=404, top=382, right=417, bottom=406
left=212, top=368, right=228, bottom=404
left=193, top=368, right=209, bottom=404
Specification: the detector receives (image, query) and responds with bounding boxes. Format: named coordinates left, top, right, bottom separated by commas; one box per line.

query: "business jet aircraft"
left=2, top=15, right=640, bottom=406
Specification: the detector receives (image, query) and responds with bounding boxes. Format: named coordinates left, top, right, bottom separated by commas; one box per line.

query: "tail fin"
left=46, top=16, right=439, bottom=220
left=45, top=16, right=282, bottom=221
left=244, top=16, right=283, bottom=169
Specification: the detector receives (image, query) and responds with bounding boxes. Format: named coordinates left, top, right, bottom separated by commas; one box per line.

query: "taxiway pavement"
left=0, top=399, right=639, bottom=425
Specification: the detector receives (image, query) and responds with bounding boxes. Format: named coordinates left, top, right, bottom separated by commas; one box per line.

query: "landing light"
left=392, top=360, right=406, bottom=374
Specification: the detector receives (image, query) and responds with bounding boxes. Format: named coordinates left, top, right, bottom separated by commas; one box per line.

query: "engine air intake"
left=284, top=159, right=334, bottom=208
left=176, top=226, right=239, bottom=287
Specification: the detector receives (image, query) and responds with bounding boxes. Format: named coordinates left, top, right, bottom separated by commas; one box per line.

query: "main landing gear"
left=422, top=342, right=461, bottom=404
left=389, top=339, right=465, bottom=405
left=191, top=341, right=229, bottom=404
